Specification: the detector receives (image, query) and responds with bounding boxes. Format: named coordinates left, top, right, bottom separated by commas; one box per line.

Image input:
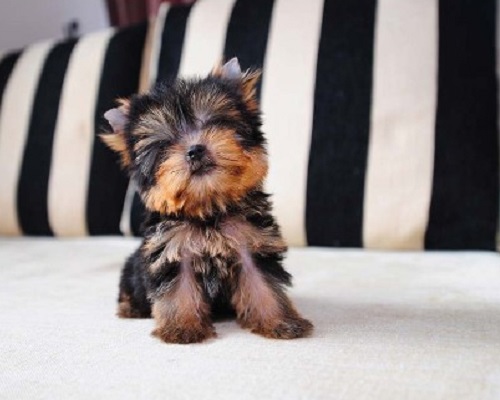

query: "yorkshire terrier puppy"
left=101, top=58, right=313, bottom=344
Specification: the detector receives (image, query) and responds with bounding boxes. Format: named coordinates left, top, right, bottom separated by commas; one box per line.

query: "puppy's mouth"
left=189, top=160, right=216, bottom=176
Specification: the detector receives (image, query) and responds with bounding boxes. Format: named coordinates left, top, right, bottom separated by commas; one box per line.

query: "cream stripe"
left=139, top=3, right=170, bottom=93
left=0, top=41, right=53, bottom=235
left=48, top=29, right=115, bottom=237
left=363, top=0, right=438, bottom=249
left=119, top=181, right=138, bottom=236
left=147, top=3, right=170, bottom=88
left=261, top=0, right=324, bottom=246
left=178, top=0, right=235, bottom=77
left=138, top=17, right=157, bottom=94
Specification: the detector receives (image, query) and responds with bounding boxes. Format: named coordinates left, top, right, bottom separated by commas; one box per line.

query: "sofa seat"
left=1, top=238, right=499, bottom=399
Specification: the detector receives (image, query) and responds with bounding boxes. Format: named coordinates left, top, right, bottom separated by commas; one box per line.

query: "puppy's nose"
left=186, top=144, right=206, bottom=162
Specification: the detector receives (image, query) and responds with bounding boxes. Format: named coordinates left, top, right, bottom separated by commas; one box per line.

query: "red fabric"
left=147, top=0, right=197, bottom=17
left=107, top=0, right=196, bottom=27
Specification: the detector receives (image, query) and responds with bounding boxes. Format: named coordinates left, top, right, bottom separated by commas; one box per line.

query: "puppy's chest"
left=173, top=220, right=244, bottom=259
left=145, top=217, right=285, bottom=273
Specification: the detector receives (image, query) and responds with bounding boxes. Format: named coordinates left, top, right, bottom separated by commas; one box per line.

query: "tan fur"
left=152, top=256, right=215, bottom=343
left=231, top=247, right=282, bottom=323
left=241, top=70, right=261, bottom=113
left=144, top=128, right=268, bottom=218
left=231, top=246, right=313, bottom=339
left=145, top=216, right=286, bottom=272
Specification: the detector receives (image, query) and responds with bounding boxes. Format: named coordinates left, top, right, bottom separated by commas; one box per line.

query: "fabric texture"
left=122, top=0, right=499, bottom=250
left=0, top=24, right=147, bottom=236
left=0, top=238, right=499, bottom=399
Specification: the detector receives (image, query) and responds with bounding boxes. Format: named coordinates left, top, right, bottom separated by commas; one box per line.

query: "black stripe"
left=17, top=40, right=77, bottom=235
left=306, top=0, right=377, bottom=247
left=425, top=0, right=499, bottom=250
left=0, top=52, right=22, bottom=111
left=87, top=23, right=147, bottom=235
left=131, top=192, right=144, bottom=236
left=223, top=0, right=275, bottom=98
left=156, top=5, right=193, bottom=83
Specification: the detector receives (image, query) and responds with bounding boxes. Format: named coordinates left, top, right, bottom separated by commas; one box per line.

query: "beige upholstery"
left=1, top=238, right=499, bottom=399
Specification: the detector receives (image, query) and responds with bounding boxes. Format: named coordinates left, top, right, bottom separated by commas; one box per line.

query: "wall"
left=0, top=0, right=108, bottom=53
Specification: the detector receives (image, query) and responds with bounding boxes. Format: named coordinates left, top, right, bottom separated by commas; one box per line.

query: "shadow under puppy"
left=101, top=58, right=313, bottom=344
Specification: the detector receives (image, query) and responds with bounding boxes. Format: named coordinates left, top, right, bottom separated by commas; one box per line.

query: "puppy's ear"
left=211, top=58, right=262, bottom=112
left=240, top=69, right=261, bottom=113
left=100, top=99, right=132, bottom=168
left=211, top=57, right=242, bottom=80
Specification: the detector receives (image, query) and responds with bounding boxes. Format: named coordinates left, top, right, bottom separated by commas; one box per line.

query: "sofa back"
left=0, top=0, right=498, bottom=250
left=0, top=24, right=146, bottom=236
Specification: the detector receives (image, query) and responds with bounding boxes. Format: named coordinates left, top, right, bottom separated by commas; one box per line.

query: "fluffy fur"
left=101, top=58, right=313, bottom=344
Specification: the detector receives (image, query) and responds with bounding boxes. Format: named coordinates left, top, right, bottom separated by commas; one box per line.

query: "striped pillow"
left=122, top=0, right=499, bottom=250
left=0, top=24, right=147, bottom=236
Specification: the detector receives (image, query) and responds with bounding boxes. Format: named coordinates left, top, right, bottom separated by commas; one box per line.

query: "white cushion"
left=1, top=238, right=499, bottom=399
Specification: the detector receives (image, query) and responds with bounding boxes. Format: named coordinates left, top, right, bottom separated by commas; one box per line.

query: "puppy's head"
left=101, top=58, right=267, bottom=218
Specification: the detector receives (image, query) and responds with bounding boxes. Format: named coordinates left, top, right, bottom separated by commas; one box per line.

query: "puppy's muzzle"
left=186, top=144, right=214, bottom=174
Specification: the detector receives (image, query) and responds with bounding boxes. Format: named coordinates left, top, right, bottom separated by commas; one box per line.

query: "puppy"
left=101, top=58, right=313, bottom=344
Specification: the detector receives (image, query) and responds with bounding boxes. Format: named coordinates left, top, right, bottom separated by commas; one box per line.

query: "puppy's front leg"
left=151, top=256, right=215, bottom=344
left=232, top=247, right=313, bottom=339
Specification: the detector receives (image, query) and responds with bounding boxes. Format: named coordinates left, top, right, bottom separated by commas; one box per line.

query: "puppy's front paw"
left=152, top=323, right=216, bottom=344
left=251, top=317, right=313, bottom=340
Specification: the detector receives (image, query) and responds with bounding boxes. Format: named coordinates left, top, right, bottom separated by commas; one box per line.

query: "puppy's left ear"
left=100, top=99, right=132, bottom=168
left=212, top=58, right=262, bottom=112
left=212, top=57, right=242, bottom=80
